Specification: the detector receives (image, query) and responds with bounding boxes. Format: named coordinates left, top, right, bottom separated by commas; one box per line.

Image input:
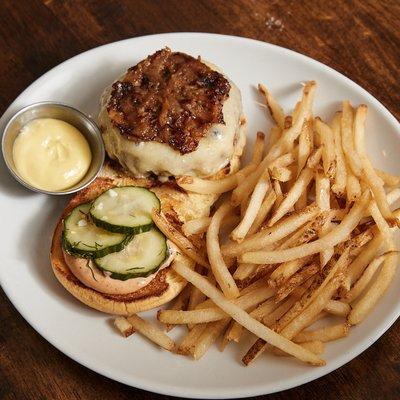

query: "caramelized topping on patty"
left=107, top=48, right=231, bottom=154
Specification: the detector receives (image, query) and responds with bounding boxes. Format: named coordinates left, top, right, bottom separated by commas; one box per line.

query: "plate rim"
left=1, top=32, right=399, bottom=398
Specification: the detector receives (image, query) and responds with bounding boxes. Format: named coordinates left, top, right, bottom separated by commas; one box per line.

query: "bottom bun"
left=50, top=219, right=194, bottom=315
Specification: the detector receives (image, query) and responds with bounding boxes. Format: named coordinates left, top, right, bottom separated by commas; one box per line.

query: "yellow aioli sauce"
left=13, top=118, right=92, bottom=191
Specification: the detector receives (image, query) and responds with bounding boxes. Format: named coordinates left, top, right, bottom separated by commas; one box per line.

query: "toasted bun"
left=50, top=117, right=246, bottom=315
left=51, top=219, right=193, bottom=315
left=50, top=163, right=212, bottom=316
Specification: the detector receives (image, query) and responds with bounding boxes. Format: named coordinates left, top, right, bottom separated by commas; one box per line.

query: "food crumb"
left=265, top=15, right=284, bottom=31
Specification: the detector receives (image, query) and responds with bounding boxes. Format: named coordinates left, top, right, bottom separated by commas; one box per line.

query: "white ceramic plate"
left=1, top=33, right=399, bottom=398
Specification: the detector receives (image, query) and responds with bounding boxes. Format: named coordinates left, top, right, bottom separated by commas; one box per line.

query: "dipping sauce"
left=13, top=118, right=92, bottom=191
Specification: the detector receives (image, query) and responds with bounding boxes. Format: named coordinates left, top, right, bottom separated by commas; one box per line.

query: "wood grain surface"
left=1, top=1, right=399, bottom=399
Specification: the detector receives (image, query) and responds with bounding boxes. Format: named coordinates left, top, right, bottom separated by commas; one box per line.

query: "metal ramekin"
left=1, top=102, right=105, bottom=195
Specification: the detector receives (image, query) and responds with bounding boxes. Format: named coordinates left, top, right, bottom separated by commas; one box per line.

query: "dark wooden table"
left=1, top=1, right=399, bottom=399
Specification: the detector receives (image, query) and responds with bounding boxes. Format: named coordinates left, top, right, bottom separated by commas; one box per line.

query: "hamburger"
left=50, top=49, right=246, bottom=315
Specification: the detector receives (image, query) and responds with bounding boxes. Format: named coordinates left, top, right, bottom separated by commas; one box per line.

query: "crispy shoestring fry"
left=348, top=252, right=399, bottom=325
left=177, top=163, right=257, bottom=195
left=126, top=315, right=175, bottom=351
left=231, top=169, right=271, bottom=241
left=293, top=323, right=349, bottom=343
left=152, top=210, right=209, bottom=268
left=173, top=261, right=325, bottom=365
left=345, top=254, right=388, bottom=303
left=182, top=217, right=212, bottom=236
left=114, top=317, right=135, bottom=338
left=331, top=112, right=347, bottom=197
left=207, top=203, right=240, bottom=299
left=354, top=105, right=393, bottom=220
left=252, top=131, right=266, bottom=164
left=241, top=191, right=369, bottom=264
left=222, top=203, right=319, bottom=257
left=297, top=120, right=312, bottom=176
left=158, top=283, right=274, bottom=325
left=248, top=190, right=276, bottom=235
left=341, top=100, right=362, bottom=176
left=324, top=300, right=351, bottom=317
left=315, top=118, right=336, bottom=179
left=315, top=172, right=334, bottom=266
left=258, top=83, right=285, bottom=129
left=269, top=168, right=314, bottom=226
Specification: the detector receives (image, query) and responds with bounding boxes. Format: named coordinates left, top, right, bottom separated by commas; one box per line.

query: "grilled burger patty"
left=99, top=49, right=245, bottom=178
left=107, top=48, right=231, bottom=154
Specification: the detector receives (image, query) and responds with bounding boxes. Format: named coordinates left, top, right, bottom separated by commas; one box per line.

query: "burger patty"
left=107, top=48, right=231, bottom=154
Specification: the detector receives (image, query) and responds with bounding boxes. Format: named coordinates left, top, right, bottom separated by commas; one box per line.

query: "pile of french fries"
left=114, top=81, right=400, bottom=366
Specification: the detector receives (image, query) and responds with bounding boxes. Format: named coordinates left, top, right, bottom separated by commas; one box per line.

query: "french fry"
left=341, top=100, right=362, bottom=176
left=152, top=210, right=209, bottom=268
left=315, top=172, right=334, bottom=266
left=295, top=188, right=308, bottom=211
left=307, top=147, right=323, bottom=170
left=271, top=166, right=294, bottom=182
left=269, top=152, right=296, bottom=169
left=368, top=201, right=395, bottom=250
left=331, top=112, right=347, bottom=197
left=315, top=118, right=336, bottom=179
left=272, top=249, right=350, bottom=334
left=231, top=169, right=271, bottom=241
left=273, top=341, right=325, bottom=357
left=187, top=268, right=208, bottom=329
left=164, top=284, right=192, bottom=331
left=241, top=191, right=369, bottom=264
left=348, top=252, right=398, bottom=325
left=126, top=315, right=175, bottom=351
left=258, top=83, right=285, bottom=129
left=231, top=165, right=265, bottom=206
left=278, top=212, right=329, bottom=250
left=266, top=126, right=282, bottom=152
left=158, top=308, right=225, bottom=325
left=176, top=164, right=257, bottom=195
left=248, top=190, right=276, bottom=235
left=278, top=274, right=344, bottom=340
left=176, top=323, right=207, bottom=355
left=263, top=296, right=300, bottom=327
left=270, top=256, right=314, bottom=286
left=284, top=115, right=293, bottom=129
left=182, top=214, right=239, bottom=237
left=274, top=262, right=320, bottom=302
left=268, top=168, right=314, bottom=226
left=233, top=263, right=258, bottom=281
left=222, top=203, right=319, bottom=257
left=344, top=232, right=383, bottom=288
left=273, top=180, right=283, bottom=212
left=293, top=323, right=349, bottom=343
left=324, top=300, right=351, bottom=317
left=182, top=217, right=211, bottom=236
left=207, top=203, right=240, bottom=299
left=158, top=283, right=274, bottom=324
left=345, top=254, right=387, bottom=302
left=114, top=317, right=135, bottom=338
left=354, top=105, right=393, bottom=220
left=173, top=261, right=325, bottom=366
left=297, top=120, right=313, bottom=176
left=192, top=319, right=231, bottom=360
left=346, top=170, right=362, bottom=202
left=252, top=131, right=266, bottom=164
left=267, top=81, right=316, bottom=159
